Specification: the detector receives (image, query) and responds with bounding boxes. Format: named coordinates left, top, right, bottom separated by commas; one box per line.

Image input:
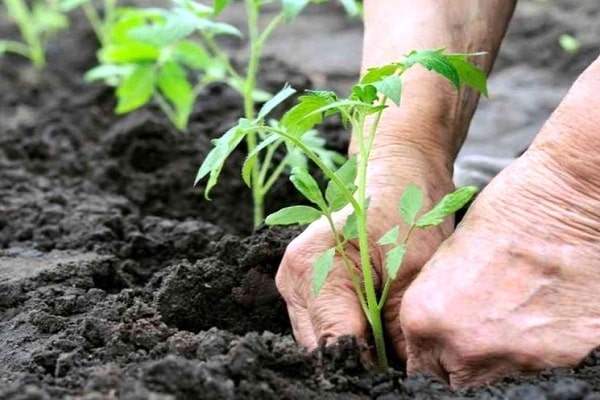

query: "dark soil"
left=1, top=1, right=600, bottom=399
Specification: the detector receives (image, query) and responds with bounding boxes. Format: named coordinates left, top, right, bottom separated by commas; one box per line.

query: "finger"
left=287, top=303, right=318, bottom=350
left=405, top=341, right=449, bottom=384
left=382, top=283, right=408, bottom=360
left=306, top=258, right=368, bottom=345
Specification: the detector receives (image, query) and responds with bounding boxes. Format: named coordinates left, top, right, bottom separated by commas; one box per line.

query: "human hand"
left=276, top=147, right=454, bottom=358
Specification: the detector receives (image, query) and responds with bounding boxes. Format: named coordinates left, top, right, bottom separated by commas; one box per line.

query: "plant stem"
left=324, top=215, right=370, bottom=318
left=242, top=3, right=285, bottom=227
left=243, top=0, right=263, bottom=227
left=4, top=0, right=44, bottom=67
left=262, top=127, right=361, bottom=212
left=354, top=110, right=388, bottom=368
left=82, top=2, right=105, bottom=45
left=0, top=40, right=30, bottom=58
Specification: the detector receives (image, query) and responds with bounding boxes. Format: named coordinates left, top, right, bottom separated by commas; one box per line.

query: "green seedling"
left=0, top=0, right=69, bottom=67
left=59, top=0, right=118, bottom=45
left=212, top=48, right=486, bottom=367
left=190, top=0, right=360, bottom=227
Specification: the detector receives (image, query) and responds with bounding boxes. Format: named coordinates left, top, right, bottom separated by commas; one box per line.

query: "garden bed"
left=2, top=1, right=600, bottom=399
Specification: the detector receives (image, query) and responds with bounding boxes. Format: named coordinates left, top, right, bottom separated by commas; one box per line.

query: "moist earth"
left=2, top=1, right=600, bottom=399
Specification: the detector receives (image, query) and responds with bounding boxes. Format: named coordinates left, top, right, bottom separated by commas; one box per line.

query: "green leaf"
left=404, top=49, right=460, bottom=89
left=372, top=75, right=402, bottom=105
left=115, top=64, right=155, bottom=114
left=241, top=134, right=281, bottom=186
left=360, top=64, right=399, bottom=85
left=399, top=184, right=423, bottom=225
left=281, top=0, right=310, bottom=22
left=100, top=42, right=160, bottom=63
left=280, top=93, right=333, bottom=136
left=351, top=84, right=378, bottom=104
left=257, top=84, right=295, bottom=120
left=312, top=247, right=335, bottom=295
left=265, top=205, right=322, bottom=226
left=128, top=9, right=198, bottom=46
left=173, top=40, right=211, bottom=69
left=377, top=226, right=400, bottom=246
left=447, top=55, right=488, bottom=96
left=84, top=64, right=134, bottom=83
left=290, top=167, right=326, bottom=209
left=342, top=211, right=358, bottom=240
left=195, top=119, right=252, bottom=198
left=325, top=156, right=357, bottom=211
left=213, top=0, right=232, bottom=14
left=416, top=186, right=478, bottom=228
left=385, top=245, right=406, bottom=280
left=301, top=130, right=346, bottom=171
left=157, top=61, right=194, bottom=130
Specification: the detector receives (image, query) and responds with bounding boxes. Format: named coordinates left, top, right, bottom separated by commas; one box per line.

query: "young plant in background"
left=59, top=0, right=118, bottom=45
left=188, top=0, right=360, bottom=227
left=0, top=0, right=69, bottom=67
left=202, top=48, right=487, bottom=367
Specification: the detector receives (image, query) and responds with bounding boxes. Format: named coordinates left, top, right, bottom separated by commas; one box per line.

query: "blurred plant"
left=0, top=0, right=69, bottom=67
left=59, top=0, right=118, bottom=45
left=194, top=0, right=360, bottom=227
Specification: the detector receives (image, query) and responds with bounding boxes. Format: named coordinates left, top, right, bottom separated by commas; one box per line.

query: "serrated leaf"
left=265, top=205, right=322, bottom=226
left=400, top=184, right=423, bottom=225
left=290, top=167, right=326, bottom=209
left=312, top=247, right=335, bottom=295
left=351, top=84, right=378, bottom=104
left=377, top=226, right=400, bottom=246
left=195, top=119, right=252, bottom=198
left=257, top=84, right=295, bottom=120
left=404, top=49, right=460, bottom=89
left=241, top=134, right=280, bottom=186
left=115, top=64, right=155, bottom=114
left=447, top=55, right=488, bottom=96
left=128, top=9, right=198, bottom=46
left=372, top=75, right=402, bottom=105
left=173, top=40, right=211, bottom=69
left=416, top=186, right=478, bottom=228
left=281, top=0, right=309, bottom=22
left=280, top=93, right=332, bottom=136
left=385, top=245, right=406, bottom=280
left=360, top=64, right=399, bottom=85
left=301, top=130, right=346, bottom=171
left=325, top=156, right=357, bottom=211
left=157, top=61, right=194, bottom=130
left=342, top=211, right=358, bottom=240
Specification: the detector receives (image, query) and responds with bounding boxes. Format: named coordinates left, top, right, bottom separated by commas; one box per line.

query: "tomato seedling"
left=214, top=48, right=487, bottom=367
left=0, top=0, right=69, bottom=67
left=191, top=0, right=359, bottom=227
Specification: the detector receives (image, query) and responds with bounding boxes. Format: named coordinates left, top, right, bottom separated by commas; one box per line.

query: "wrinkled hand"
left=276, top=150, right=454, bottom=358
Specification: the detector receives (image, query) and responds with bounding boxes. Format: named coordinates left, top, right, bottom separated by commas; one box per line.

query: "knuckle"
left=400, top=285, right=447, bottom=340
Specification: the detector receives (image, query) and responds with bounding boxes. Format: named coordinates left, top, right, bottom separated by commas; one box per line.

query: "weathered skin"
left=276, top=0, right=600, bottom=387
